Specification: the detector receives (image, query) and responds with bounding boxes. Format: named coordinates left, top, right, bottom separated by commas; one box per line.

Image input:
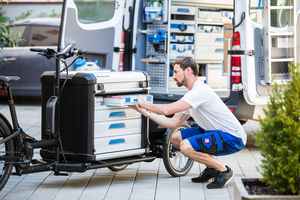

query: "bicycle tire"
left=107, top=164, right=128, bottom=171
left=162, top=123, right=194, bottom=177
left=0, top=118, right=14, bottom=191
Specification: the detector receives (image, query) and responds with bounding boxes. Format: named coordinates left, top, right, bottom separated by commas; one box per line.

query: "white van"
left=58, top=0, right=299, bottom=124
left=229, top=0, right=299, bottom=122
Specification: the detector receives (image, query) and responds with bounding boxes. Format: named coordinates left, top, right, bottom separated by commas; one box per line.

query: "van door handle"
left=228, top=50, right=254, bottom=56
left=2, top=57, right=16, bottom=62
left=233, top=12, right=245, bottom=28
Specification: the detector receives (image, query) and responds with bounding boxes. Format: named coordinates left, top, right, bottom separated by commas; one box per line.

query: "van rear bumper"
left=225, top=90, right=255, bottom=123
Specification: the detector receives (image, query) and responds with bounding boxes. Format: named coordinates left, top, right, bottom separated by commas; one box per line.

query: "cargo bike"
left=0, top=42, right=194, bottom=190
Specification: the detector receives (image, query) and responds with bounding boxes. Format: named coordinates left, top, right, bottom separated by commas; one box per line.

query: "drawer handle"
left=109, top=123, right=125, bottom=129
left=109, top=138, right=125, bottom=144
left=178, top=48, right=186, bottom=53
left=109, top=111, right=126, bottom=117
left=177, top=8, right=190, bottom=13
left=215, top=38, right=224, bottom=41
left=215, top=49, right=224, bottom=52
left=177, top=38, right=186, bottom=43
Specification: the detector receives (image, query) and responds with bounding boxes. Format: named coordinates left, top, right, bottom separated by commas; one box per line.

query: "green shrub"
left=254, top=63, right=300, bottom=194
left=0, top=3, right=24, bottom=51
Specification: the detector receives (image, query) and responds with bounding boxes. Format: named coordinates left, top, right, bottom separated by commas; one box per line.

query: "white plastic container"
left=103, top=94, right=153, bottom=107
left=170, top=35, right=194, bottom=43
left=73, top=59, right=100, bottom=71
left=170, top=20, right=195, bottom=33
left=169, top=44, right=194, bottom=60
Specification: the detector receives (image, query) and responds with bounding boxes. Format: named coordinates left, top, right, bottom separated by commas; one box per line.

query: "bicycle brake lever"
left=37, top=52, right=45, bottom=56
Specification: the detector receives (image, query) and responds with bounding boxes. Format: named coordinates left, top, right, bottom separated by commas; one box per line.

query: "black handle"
left=30, top=48, right=46, bottom=52
left=77, top=49, right=90, bottom=55
left=234, top=12, right=245, bottom=29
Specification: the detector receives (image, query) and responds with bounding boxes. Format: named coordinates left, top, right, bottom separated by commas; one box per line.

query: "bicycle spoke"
left=169, top=150, right=190, bottom=171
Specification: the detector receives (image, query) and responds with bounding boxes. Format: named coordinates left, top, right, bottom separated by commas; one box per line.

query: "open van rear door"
left=59, top=0, right=125, bottom=71
left=231, top=0, right=298, bottom=104
left=227, top=0, right=299, bottom=120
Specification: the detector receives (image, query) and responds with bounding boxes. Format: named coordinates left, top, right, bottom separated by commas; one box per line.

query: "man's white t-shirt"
left=181, top=80, right=247, bottom=145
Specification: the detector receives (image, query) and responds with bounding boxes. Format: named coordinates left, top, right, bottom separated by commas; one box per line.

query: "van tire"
left=239, top=120, right=247, bottom=125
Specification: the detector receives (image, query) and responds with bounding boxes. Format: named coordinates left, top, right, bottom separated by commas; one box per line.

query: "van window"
left=6, top=25, right=26, bottom=47
left=29, top=26, right=59, bottom=47
left=249, top=0, right=292, bottom=27
left=74, top=0, right=115, bottom=24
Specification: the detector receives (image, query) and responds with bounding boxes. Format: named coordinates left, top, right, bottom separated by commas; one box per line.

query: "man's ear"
left=187, top=67, right=193, bottom=74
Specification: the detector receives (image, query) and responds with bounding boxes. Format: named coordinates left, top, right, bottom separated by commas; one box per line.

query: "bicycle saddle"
left=0, top=76, right=20, bottom=83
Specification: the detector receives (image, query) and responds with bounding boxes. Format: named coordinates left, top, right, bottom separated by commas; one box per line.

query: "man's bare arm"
left=138, top=96, right=192, bottom=116
left=129, top=105, right=190, bottom=130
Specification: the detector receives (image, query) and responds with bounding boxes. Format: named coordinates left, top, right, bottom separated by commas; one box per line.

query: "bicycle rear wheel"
left=0, top=118, right=14, bottom=191
left=162, top=123, right=194, bottom=177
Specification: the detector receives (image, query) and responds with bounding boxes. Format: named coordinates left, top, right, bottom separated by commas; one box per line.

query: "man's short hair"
left=173, top=57, right=199, bottom=76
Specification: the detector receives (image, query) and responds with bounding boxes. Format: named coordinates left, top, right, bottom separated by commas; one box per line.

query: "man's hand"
left=128, top=105, right=148, bottom=116
left=137, top=95, right=147, bottom=108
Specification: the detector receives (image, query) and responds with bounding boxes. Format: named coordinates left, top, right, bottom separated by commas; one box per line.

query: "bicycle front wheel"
left=0, top=118, right=14, bottom=191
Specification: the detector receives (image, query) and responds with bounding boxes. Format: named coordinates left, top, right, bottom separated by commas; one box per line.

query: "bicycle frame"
left=0, top=45, right=72, bottom=175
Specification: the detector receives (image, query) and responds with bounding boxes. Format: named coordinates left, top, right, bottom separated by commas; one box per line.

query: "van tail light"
left=119, top=31, right=125, bottom=71
left=231, top=32, right=242, bottom=83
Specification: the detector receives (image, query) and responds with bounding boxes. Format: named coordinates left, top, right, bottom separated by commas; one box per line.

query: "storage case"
left=196, top=33, right=224, bottom=46
left=170, top=20, right=195, bottom=33
left=170, top=35, right=194, bottom=43
left=195, top=46, right=224, bottom=61
left=170, top=5, right=196, bottom=15
left=40, top=70, right=151, bottom=162
left=169, top=44, right=194, bottom=60
left=198, top=10, right=233, bottom=23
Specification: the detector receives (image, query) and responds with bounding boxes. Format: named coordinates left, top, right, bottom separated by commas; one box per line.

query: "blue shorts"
left=181, top=126, right=244, bottom=156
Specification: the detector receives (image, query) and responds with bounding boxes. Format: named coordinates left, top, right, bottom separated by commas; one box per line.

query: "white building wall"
left=3, top=3, right=63, bottom=20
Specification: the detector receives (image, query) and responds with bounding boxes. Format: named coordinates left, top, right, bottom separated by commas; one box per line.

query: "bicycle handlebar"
left=30, top=48, right=47, bottom=52
left=29, top=42, right=86, bottom=60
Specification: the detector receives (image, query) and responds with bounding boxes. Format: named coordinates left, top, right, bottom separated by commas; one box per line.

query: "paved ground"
left=0, top=98, right=263, bottom=200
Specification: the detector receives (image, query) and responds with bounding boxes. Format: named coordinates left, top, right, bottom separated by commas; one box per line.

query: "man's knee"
left=179, top=139, right=194, bottom=155
left=170, top=130, right=182, bottom=143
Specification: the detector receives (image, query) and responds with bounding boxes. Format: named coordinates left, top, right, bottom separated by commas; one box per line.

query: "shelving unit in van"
left=143, top=0, right=234, bottom=96
left=168, top=4, right=198, bottom=93
left=195, top=9, right=233, bottom=90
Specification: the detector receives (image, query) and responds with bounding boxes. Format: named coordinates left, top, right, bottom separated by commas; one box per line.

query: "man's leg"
left=179, top=139, right=226, bottom=171
left=169, top=130, right=183, bottom=149
left=180, top=139, right=234, bottom=189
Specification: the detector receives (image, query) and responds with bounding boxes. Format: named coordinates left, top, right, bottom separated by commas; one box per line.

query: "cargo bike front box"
left=40, top=70, right=153, bottom=163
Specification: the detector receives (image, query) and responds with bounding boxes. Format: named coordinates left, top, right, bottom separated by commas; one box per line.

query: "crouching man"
left=129, top=57, right=246, bottom=189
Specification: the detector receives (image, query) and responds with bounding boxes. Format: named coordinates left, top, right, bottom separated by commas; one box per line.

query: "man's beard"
left=175, top=74, right=187, bottom=87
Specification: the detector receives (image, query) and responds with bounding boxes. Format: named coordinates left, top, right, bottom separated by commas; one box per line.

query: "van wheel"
left=239, top=120, right=247, bottom=125
left=162, top=123, right=194, bottom=177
